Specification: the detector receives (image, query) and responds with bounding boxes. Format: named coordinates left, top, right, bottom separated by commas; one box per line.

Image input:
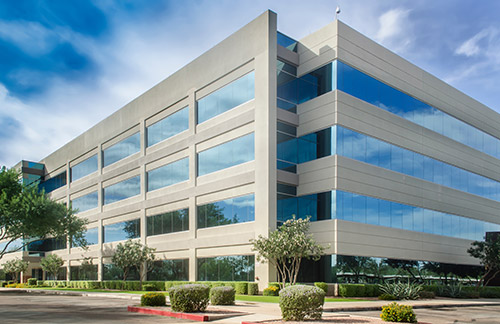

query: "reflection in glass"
left=297, top=59, right=500, bottom=160
left=277, top=32, right=297, bottom=52
left=103, top=219, right=140, bottom=243
left=71, top=155, right=98, bottom=182
left=147, top=208, right=189, bottom=236
left=103, top=263, right=140, bottom=280
left=198, top=133, right=254, bottom=176
left=298, top=126, right=500, bottom=203
left=278, top=189, right=500, bottom=241
left=147, top=106, right=189, bottom=147
left=103, top=176, right=140, bottom=205
left=149, top=259, right=189, bottom=281
left=71, top=191, right=98, bottom=213
left=295, top=254, right=483, bottom=284
left=197, top=255, right=254, bottom=281
left=147, top=158, right=189, bottom=192
left=103, top=133, right=140, bottom=167
left=197, top=72, right=254, bottom=124
left=39, top=172, right=67, bottom=193
left=197, top=194, right=255, bottom=229
left=84, top=227, right=99, bottom=245
left=70, top=265, right=98, bottom=281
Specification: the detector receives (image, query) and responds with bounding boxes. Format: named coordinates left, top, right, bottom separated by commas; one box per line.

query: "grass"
left=19, top=287, right=370, bottom=302
left=236, top=295, right=370, bottom=303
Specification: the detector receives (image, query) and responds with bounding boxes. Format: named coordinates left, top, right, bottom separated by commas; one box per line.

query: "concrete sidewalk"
left=4, top=288, right=500, bottom=324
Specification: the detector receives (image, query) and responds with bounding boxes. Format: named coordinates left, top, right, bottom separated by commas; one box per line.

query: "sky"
left=1, top=0, right=500, bottom=168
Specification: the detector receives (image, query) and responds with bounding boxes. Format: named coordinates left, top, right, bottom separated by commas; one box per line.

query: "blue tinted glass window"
left=197, top=72, right=255, bottom=124
left=298, top=126, right=500, bottom=203
left=71, top=155, right=98, bottom=182
left=277, top=32, right=297, bottom=52
left=103, top=176, right=140, bottom=205
left=147, top=106, right=189, bottom=147
left=198, top=133, right=254, bottom=176
left=330, top=190, right=500, bottom=241
left=103, top=133, right=141, bottom=167
left=147, top=157, right=189, bottom=192
left=197, top=255, right=255, bottom=281
left=147, top=208, right=189, bottom=236
left=197, top=194, right=254, bottom=229
left=39, top=172, right=67, bottom=193
left=84, top=227, right=98, bottom=245
left=72, top=191, right=98, bottom=213
left=334, top=60, right=500, bottom=160
left=103, top=219, right=140, bottom=243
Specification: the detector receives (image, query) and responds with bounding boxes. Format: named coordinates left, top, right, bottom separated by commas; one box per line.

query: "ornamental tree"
left=251, top=216, right=326, bottom=288
left=112, top=239, right=156, bottom=284
left=40, top=254, right=64, bottom=280
left=3, top=258, right=28, bottom=282
left=0, top=167, right=88, bottom=260
left=467, top=235, right=500, bottom=288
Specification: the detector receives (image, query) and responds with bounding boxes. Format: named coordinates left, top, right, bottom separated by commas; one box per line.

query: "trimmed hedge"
left=141, top=292, right=166, bottom=306
left=234, top=282, right=248, bottom=295
left=142, top=284, right=157, bottom=291
left=210, top=286, right=235, bottom=305
left=27, top=278, right=37, bottom=286
left=338, top=284, right=379, bottom=297
left=314, top=282, right=328, bottom=294
left=248, top=283, right=259, bottom=295
left=279, top=285, right=325, bottom=321
left=381, top=302, right=417, bottom=323
left=169, top=284, right=210, bottom=312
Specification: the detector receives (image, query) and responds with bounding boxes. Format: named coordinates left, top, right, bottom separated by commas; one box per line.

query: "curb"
left=128, top=306, right=210, bottom=321
left=324, top=301, right=500, bottom=312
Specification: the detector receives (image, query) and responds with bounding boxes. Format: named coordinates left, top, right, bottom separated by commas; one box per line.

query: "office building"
left=2, top=11, right=500, bottom=286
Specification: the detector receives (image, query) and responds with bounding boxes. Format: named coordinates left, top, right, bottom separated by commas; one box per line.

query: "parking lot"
left=0, top=292, right=192, bottom=324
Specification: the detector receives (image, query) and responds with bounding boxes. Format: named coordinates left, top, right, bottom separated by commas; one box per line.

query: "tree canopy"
left=251, top=216, right=326, bottom=287
left=111, top=239, right=156, bottom=283
left=467, top=235, right=500, bottom=287
left=0, top=167, right=88, bottom=259
left=40, top=254, right=64, bottom=279
left=2, top=258, right=28, bottom=282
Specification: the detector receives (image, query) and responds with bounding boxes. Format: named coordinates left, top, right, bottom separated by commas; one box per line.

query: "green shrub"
left=145, top=281, right=164, bottom=291
left=141, top=292, right=166, bottom=306
left=421, top=285, right=439, bottom=293
left=380, top=302, right=417, bottom=323
left=279, top=285, right=325, bottom=321
left=339, top=284, right=365, bottom=297
left=142, top=284, right=157, bottom=291
left=1, top=281, right=8, bottom=287
left=365, top=284, right=380, bottom=297
left=269, top=282, right=280, bottom=289
left=27, top=278, right=37, bottom=286
left=248, top=283, right=259, bottom=295
left=234, top=282, right=248, bottom=295
left=438, top=283, right=463, bottom=298
left=164, top=281, right=190, bottom=290
left=169, top=284, right=210, bottom=312
left=479, top=287, right=500, bottom=298
left=210, top=286, right=235, bottom=305
left=263, top=286, right=279, bottom=296
left=378, top=293, right=397, bottom=300
left=418, top=291, right=435, bottom=299
left=379, top=282, right=422, bottom=300
left=314, top=282, right=328, bottom=294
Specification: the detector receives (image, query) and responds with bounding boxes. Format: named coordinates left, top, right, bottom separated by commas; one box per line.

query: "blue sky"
left=1, top=0, right=500, bottom=167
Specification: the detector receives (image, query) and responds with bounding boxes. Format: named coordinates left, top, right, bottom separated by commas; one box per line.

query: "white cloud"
left=375, top=8, right=412, bottom=53
left=0, top=20, right=60, bottom=56
left=455, top=27, right=498, bottom=57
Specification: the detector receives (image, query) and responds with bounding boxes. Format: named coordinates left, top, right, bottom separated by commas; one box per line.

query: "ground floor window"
left=70, top=264, right=98, bottom=281
left=197, top=255, right=254, bottom=281
left=148, top=259, right=188, bottom=281
left=295, top=255, right=483, bottom=285
left=102, top=263, right=140, bottom=281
